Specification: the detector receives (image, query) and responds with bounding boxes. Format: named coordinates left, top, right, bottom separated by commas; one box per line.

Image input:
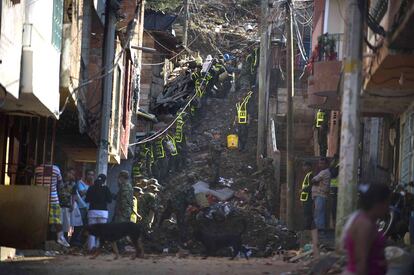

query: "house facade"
left=307, top=0, right=414, bottom=186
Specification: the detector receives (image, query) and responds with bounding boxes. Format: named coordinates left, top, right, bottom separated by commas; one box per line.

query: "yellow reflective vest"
left=236, top=91, right=253, bottom=124
left=330, top=164, right=339, bottom=187
left=175, top=115, right=185, bottom=143
left=316, top=109, right=325, bottom=128
left=300, top=172, right=312, bottom=202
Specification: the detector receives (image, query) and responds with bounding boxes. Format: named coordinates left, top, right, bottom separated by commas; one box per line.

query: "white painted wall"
left=20, top=0, right=61, bottom=116
left=0, top=0, right=25, bottom=99
left=325, top=0, right=345, bottom=34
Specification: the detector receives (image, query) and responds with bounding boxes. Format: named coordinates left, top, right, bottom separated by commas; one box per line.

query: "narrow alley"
left=1, top=0, right=414, bottom=274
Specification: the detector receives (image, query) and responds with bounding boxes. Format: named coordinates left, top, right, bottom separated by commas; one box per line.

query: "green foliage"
left=145, top=0, right=182, bottom=12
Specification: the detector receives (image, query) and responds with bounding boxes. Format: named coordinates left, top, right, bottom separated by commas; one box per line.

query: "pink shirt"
left=344, top=213, right=387, bottom=275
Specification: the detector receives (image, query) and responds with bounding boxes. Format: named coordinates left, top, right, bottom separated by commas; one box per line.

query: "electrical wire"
left=144, top=30, right=177, bottom=54
left=128, top=61, right=214, bottom=146
left=289, top=2, right=309, bottom=62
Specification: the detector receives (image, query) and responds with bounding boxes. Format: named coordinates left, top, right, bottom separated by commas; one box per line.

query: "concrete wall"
left=0, top=0, right=25, bottom=99
left=0, top=185, right=49, bottom=249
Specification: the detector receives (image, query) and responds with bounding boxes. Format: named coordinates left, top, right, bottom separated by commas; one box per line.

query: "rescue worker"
left=131, top=186, right=144, bottom=223
left=140, top=184, right=160, bottom=232
left=174, top=112, right=188, bottom=172
left=135, top=175, right=148, bottom=189
left=165, top=131, right=179, bottom=174
left=152, top=137, right=168, bottom=181
left=132, top=143, right=152, bottom=179
left=239, top=47, right=259, bottom=92
left=235, top=91, right=253, bottom=151
left=315, top=109, right=328, bottom=156
left=329, top=154, right=339, bottom=227
left=158, top=184, right=196, bottom=246
left=245, top=47, right=259, bottom=85
left=210, top=59, right=230, bottom=98
left=299, top=161, right=319, bottom=257
left=113, top=170, right=134, bottom=251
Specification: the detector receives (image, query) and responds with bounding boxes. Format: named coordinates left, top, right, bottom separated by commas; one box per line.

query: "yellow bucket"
left=227, top=134, right=239, bottom=149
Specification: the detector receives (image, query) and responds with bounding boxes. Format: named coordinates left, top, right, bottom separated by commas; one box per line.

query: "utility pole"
left=183, top=0, right=190, bottom=47
left=286, top=0, right=295, bottom=229
left=335, top=0, right=364, bottom=245
left=96, top=0, right=117, bottom=175
left=257, top=0, right=270, bottom=168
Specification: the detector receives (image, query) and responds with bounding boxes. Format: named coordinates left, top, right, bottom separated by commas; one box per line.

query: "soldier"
left=135, top=175, right=149, bottom=189
left=158, top=184, right=196, bottom=246
left=113, top=171, right=134, bottom=251
left=140, top=184, right=160, bottom=232
left=131, top=186, right=144, bottom=224
left=114, top=170, right=134, bottom=223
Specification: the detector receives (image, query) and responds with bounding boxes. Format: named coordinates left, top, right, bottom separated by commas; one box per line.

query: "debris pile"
left=140, top=77, right=299, bottom=257
left=132, top=1, right=298, bottom=257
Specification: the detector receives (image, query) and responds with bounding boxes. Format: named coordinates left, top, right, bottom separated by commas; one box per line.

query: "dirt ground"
left=0, top=255, right=299, bottom=275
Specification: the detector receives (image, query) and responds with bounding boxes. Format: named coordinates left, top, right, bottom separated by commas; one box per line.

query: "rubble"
left=140, top=82, right=299, bottom=258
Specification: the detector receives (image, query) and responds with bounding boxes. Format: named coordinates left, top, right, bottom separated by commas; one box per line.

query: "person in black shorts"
left=300, top=161, right=319, bottom=257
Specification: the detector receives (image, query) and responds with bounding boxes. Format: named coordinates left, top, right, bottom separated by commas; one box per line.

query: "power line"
left=129, top=61, right=214, bottom=146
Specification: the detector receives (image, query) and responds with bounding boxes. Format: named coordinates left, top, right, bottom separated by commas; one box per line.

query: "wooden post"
left=286, top=0, right=295, bottom=229
left=96, top=0, right=117, bottom=176
left=183, top=0, right=189, bottom=47
left=335, top=0, right=364, bottom=246
left=257, top=0, right=270, bottom=168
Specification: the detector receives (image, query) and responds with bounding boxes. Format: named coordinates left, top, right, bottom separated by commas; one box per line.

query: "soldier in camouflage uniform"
left=114, top=170, right=134, bottom=223
left=140, top=184, right=160, bottom=232
left=158, top=184, right=196, bottom=245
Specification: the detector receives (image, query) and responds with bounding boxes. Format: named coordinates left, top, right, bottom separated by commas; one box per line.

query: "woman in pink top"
left=341, top=183, right=391, bottom=275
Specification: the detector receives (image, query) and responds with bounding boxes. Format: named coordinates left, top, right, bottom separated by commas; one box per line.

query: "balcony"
left=306, top=33, right=343, bottom=110
left=362, top=0, right=414, bottom=115
left=1, top=23, right=61, bottom=118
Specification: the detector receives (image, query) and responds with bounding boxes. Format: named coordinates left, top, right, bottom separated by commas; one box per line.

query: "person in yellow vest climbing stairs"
left=235, top=91, right=253, bottom=151
left=300, top=161, right=319, bottom=257
left=315, top=109, right=328, bottom=156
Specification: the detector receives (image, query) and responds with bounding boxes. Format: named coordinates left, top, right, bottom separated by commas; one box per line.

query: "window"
left=400, top=113, right=414, bottom=184
left=52, top=0, right=64, bottom=51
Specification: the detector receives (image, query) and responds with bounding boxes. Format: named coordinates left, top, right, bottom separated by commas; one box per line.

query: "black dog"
left=84, top=222, right=144, bottom=260
left=193, top=219, right=249, bottom=260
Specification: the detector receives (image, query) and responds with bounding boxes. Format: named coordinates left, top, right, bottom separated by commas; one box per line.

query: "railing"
left=315, top=33, right=344, bottom=61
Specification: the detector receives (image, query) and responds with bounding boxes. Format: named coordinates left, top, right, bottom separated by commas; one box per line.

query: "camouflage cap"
left=135, top=178, right=149, bottom=188
left=119, top=170, right=130, bottom=179
left=133, top=186, right=144, bottom=195
left=148, top=178, right=161, bottom=188
left=146, top=184, right=160, bottom=192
